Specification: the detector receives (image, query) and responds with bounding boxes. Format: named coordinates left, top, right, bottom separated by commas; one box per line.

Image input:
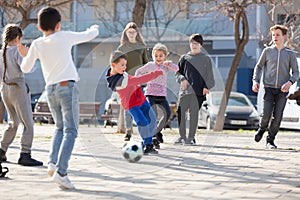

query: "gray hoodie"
left=253, top=46, right=299, bottom=88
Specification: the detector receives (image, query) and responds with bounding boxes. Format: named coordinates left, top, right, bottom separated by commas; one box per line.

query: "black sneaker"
left=0, top=163, right=9, bottom=178
left=152, top=138, right=160, bottom=149
left=266, top=141, right=277, bottom=149
left=124, top=130, right=132, bottom=141
left=156, top=132, right=164, bottom=143
left=144, top=144, right=158, bottom=155
left=0, top=149, right=7, bottom=162
left=254, top=130, right=264, bottom=142
left=174, top=137, right=185, bottom=145
left=18, top=153, right=43, bottom=166
left=185, top=139, right=196, bottom=146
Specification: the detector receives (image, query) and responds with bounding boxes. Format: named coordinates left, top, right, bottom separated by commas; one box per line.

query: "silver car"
left=198, top=91, right=259, bottom=130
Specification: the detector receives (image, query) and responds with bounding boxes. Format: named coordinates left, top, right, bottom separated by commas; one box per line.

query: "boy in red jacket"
left=106, top=51, right=163, bottom=154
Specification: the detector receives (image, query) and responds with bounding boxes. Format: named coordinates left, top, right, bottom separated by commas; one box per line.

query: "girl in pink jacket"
left=135, top=43, right=179, bottom=149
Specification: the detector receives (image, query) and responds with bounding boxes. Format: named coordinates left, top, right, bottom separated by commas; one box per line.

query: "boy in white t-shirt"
left=18, top=7, right=99, bottom=189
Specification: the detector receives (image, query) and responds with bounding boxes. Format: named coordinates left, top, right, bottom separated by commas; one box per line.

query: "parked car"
left=280, top=99, right=300, bottom=130
left=280, top=78, right=300, bottom=131
left=198, top=91, right=259, bottom=130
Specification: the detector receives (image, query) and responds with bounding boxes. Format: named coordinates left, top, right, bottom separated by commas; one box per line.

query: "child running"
left=106, top=51, right=163, bottom=154
left=18, top=7, right=99, bottom=189
left=135, top=43, right=179, bottom=149
left=0, top=24, right=43, bottom=166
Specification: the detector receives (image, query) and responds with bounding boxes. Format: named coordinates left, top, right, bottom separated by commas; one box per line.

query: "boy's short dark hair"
left=270, top=24, right=288, bottom=36
left=110, top=51, right=127, bottom=64
left=38, top=7, right=61, bottom=31
left=189, top=33, right=203, bottom=45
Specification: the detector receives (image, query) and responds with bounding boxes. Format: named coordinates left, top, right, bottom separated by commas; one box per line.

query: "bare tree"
left=132, top=0, right=146, bottom=27
left=197, top=0, right=265, bottom=131
left=265, top=0, right=300, bottom=52
left=143, top=0, right=187, bottom=42
left=0, top=0, right=80, bottom=29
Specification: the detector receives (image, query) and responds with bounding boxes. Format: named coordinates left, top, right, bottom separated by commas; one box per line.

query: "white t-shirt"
left=21, top=28, right=98, bottom=86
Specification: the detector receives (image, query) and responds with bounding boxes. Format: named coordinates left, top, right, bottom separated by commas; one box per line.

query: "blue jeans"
left=46, top=81, right=79, bottom=176
left=259, top=87, right=288, bottom=142
left=128, top=101, right=156, bottom=144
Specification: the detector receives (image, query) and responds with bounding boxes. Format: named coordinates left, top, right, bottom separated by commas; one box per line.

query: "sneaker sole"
left=52, top=179, right=75, bottom=189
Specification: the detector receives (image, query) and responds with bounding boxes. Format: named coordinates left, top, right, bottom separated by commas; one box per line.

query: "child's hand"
left=17, top=43, right=28, bottom=57
left=252, top=81, right=259, bottom=93
left=181, top=80, right=188, bottom=90
left=203, top=88, right=209, bottom=95
left=90, top=25, right=100, bottom=30
left=281, top=81, right=292, bottom=93
left=163, top=60, right=172, bottom=67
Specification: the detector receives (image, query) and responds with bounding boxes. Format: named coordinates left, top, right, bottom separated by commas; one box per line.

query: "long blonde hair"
left=120, top=22, right=146, bottom=45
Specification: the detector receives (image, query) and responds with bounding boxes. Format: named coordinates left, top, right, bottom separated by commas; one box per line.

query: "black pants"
left=146, top=95, right=171, bottom=135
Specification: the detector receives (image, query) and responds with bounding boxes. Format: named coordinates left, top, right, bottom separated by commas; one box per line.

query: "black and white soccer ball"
left=121, top=141, right=143, bottom=163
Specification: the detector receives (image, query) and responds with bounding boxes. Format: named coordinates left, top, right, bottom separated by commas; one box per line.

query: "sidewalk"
left=1, top=124, right=300, bottom=200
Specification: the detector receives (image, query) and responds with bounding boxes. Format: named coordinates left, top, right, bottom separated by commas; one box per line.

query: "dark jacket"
left=175, top=51, right=215, bottom=97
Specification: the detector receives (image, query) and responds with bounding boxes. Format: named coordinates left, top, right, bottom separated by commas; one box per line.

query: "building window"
left=76, top=0, right=95, bottom=23
left=115, top=0, right=134, bottom=21
left=147, top=0, right=164, bottom=20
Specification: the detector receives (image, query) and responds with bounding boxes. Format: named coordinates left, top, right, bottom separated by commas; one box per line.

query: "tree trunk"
left=214, top=9, right=249, bottom=131
left=117, top=107, right=125, bottom=133
left=132, top=0, right=146, bottom=27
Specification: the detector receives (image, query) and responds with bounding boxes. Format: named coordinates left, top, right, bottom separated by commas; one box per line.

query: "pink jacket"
left=135, top=61, right=179, bottom=96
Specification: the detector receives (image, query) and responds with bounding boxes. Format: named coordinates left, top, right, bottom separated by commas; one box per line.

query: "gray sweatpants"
left=177, top=94, right=205, bottom=142
left=0, top=82, right=34, bottom=153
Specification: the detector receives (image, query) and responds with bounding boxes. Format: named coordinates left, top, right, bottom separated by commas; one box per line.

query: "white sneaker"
left=52, top=171, right=75, bottom=189
left=47, top=163, right=56, bottom=177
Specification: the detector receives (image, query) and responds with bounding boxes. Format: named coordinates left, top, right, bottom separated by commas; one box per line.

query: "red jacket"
left=106, top=69, right=163, bottom=110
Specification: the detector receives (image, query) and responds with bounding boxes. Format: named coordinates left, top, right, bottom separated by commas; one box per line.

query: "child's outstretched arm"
left=128, top=69, right=163, bottom=86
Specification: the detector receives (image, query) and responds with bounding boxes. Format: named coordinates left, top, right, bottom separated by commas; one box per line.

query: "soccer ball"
left=121, top=141, right=143, bottom=163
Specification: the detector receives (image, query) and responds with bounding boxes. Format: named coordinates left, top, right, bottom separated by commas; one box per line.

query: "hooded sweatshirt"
left=253, top=46, right=299, bottom=88
left=175, top=51, right=215, bottom=97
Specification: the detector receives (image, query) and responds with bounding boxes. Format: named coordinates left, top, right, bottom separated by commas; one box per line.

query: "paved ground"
left=0, top=123, right=300, bottom=200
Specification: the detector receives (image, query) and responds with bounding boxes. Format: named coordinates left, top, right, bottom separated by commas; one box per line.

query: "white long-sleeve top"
left=21, top=27, right=98, bottom=86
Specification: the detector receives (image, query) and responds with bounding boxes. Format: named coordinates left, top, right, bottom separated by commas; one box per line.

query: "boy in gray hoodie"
left=252, top=24, right=299, bottom=149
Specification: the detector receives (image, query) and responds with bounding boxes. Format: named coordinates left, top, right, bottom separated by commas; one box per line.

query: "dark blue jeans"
left=128, top=101, right=156, bottom=144
left=259, top=87, right=288, bottom=142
